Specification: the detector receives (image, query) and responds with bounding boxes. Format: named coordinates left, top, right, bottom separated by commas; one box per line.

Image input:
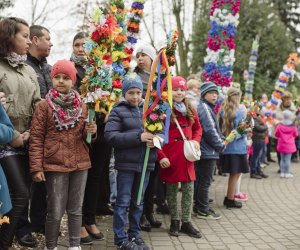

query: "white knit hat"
left=282, top=110, right=295, bottom=126
left=134, top=44, right=156, bottom=61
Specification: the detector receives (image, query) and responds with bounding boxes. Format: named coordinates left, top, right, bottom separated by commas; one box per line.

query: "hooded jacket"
left=275, top=123, right=298, bottom=154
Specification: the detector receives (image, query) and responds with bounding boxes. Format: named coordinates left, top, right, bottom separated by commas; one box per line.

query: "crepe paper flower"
left=263, top=53, right=300, bottom=119
left=0, top=216, right=10, bottom=225
left=203, top=0, right=240, bottom=88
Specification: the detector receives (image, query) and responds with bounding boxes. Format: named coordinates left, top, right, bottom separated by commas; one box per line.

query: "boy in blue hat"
left=194, top=81, right=226, bottom=220
left=105, top=73, right=157, bottom=250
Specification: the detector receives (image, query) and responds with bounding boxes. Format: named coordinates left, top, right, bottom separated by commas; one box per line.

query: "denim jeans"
left=194, top=159, right=216, bottom=212
left=113, top=170, right=150, bottom=246
left=280, top=153, right=292, bottom=174
left=45, top=170, right=88, bottom=249
left=250, top=140, right=265, bottom=174
left=108, top=151, right=117, bottom=204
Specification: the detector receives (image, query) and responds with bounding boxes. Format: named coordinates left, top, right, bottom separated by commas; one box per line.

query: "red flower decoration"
left=112, top=79, right=122, bottom=88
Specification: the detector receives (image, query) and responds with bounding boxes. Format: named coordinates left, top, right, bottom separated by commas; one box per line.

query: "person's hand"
left=146, top=141, right=154, bottom=148
left=192, top=140, right=200, bottom=151
left=0, top=92, right=6, bottom=108
left=140, top=132, right=154, bottom=143
left=32, top=171, right=45, bottom=182
left=160, top=158, right=170, bottom=168
left=10, top=135, right=24, bottom=148
left=85, top=122, right=97, bottom=135
left=21, top=131, right=30, bottom=144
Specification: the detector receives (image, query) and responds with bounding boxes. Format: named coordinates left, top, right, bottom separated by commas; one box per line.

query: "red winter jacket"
left=157, top=109, right=202, bottom=183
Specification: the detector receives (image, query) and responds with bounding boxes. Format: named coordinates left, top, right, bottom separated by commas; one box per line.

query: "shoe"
left=209, top=198, right=214, bottom=203
left=259, top=171, right=268, bottom=178
left=285, top=173, right=294, bottom=178
left=80, top=235, right=93, bottom=245
left=280, top=173, right=285, bottom=178
left=156, top=203, right=170, bottom=214
left=224, top=197, right=242, bottom=209
left=180, top=221, right=202, bottom=238
left=118, top=240, right=142, bottom=250
left=195, top=208, right=221, bottom=220
left=68, top=247, right=82, bottom=250
left=146, top=213, right=162, bottom=228
left=140, top=215, right=151, bottom=232
left=260, top=163, right=266, bottom=168
left=268, top=158, right=276, bottom=163
left=17, top=233, right=37, bottom=248
left=132, top=237, right=150, bottom=250
left=291, top=158, right=299, bottom=163
left=250, top=173, right=262, bottom=179
left=169, top=219, right=180, bottom=237
left=234, top=193, right=248, bottom=202
left=85, top=227, right=104, bottom=240
left=277, top=169, right=281, bottom=174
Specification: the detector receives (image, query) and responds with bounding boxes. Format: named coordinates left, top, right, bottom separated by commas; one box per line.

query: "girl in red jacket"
left=158, top=76, right=202, bottom=238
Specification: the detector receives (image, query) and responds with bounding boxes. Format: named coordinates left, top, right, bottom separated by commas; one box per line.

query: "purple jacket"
left=275, top=124, right=298, bottom=154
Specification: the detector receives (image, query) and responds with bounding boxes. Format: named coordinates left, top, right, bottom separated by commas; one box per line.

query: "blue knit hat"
left=122, top=73, right=143, bottom=96
left=200, top=81, right=219, bottom=97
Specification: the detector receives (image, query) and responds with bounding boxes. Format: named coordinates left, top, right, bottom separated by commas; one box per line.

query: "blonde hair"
left=187, top=79, right=200, bottom=90
left=221, top=88, right=241, bottom=136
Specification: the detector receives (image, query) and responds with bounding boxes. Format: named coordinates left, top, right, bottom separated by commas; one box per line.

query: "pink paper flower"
left=149, top=113, right=159, bottom=121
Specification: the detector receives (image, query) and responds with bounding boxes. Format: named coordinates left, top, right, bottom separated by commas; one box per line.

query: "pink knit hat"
left=50, top=60, right=77, bottom=85
left=171, top=76, right=187, bottom=90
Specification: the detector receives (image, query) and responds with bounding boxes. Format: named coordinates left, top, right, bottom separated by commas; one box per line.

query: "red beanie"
left=50, top=60, right=77, bottom=85
left=171, top=76, right=187, bottom=90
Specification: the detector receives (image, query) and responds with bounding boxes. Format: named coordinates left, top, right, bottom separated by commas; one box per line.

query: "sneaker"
left=156, top=203, right=170, bottom=214
left=180, top=221, right=202, bottom=238
left=169, top=219, right=180, bottom=237
left=132, top=238, right=150, bottom=250
left=285, top=173, right=294, bottom=178
left=195, top=208, right=221, bottom=220
left=250, top=173, right=262, bottom=179
left=224, top=197, right=242, bottom=209
left=280, top=173, right=285, bottom=178
left=118, top=240, right=142, bottom=250
left=234, top=193, right=248, bottom=201
left=268, top=158, right=276, bottom=163
left=259, top=171, right=268, bottom=178
left=260, top=163, right=266, bottom=168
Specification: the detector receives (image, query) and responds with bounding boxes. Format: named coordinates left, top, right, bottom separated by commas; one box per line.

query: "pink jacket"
left=275, top=124, right=298, bottom=154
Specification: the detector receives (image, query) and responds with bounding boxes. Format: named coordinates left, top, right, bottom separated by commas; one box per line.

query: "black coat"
left=104, top=99, right=157, bottom=172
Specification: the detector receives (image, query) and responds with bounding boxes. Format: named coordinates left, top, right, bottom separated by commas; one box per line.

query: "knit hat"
left=122, top=73, right=143, bottom=96
left=171, top=76, right=187, bottom=90
left=200, top=81, right=219, bottom=97
left=282, top=110, right=295, bottom=126
left=134, top=44, right=156, bottom=61
left=50, top=60, right=77, bottom=85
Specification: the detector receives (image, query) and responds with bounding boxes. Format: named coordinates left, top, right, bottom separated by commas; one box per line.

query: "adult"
left=70, top=31, right=88, bottom=92
left=14, top=25, right=53, bottom=247
left=0, top=17, right=41, bottom=250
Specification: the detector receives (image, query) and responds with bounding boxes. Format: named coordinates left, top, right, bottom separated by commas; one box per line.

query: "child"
left=249, top=102, right=268, bottom=179
left=29, top=60, right=97, bottom=250
left=275, top=110, right=298, bottom=178
left=219, top=88, right=249, bottom=208
left=185, top=78, right=201, bottom=109
left=104, top=73, right=156, bottom=250
left=158, top=76, right=202, bottom=238
left=194, top=81, right=225, bottom=219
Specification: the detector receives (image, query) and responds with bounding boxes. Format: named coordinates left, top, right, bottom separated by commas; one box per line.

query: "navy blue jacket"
left=197, top=99, right=225, bottom=159
left=104, top=99, right=156, bottom=172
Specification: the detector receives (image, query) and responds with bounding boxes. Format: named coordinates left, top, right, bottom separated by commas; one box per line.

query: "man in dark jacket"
left=194, top=81, right=225, bottom=220
left=15, top=25, right=53, bottom=248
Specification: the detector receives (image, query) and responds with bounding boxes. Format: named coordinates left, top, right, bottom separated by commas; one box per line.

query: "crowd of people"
left=0, top=16, right=299, bottom=250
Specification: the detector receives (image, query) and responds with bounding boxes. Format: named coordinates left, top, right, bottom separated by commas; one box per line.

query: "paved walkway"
left=18, top=160, right=300, bottom=250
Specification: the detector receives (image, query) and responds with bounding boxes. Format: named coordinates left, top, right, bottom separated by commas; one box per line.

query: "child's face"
left=282, top=98, right=292, bottom=108
left=125, top=88, right=142, bottom=106
left=204, top=91, right=218, bottom=104
left=136, top=52, right=152, bottom=72
left=52, top=73, right=73, bottom=94
left=172, top=88, right=186, bottom=103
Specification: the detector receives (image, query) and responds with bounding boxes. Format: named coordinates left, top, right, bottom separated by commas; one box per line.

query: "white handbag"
left=174, top=118, right=201, bottom=162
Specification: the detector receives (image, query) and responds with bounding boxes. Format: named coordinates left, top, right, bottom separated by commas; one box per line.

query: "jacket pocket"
left=44, top=141, right=60, bottom=158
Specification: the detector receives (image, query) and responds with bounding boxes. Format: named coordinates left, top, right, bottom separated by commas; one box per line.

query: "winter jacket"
left=0, top=58, right=41, bottom=134
left=26, top=53, right=52, bottom=98
left=221, top=107, right=247, bottom=155
left=0, top=104, right=15, bottom=214
left=157, top=109, right=202, bottom=183
left=104, top=99, right=157, bottom=172
left=197, top=99, right=225, bottom=159
left=73, top=64, right=85, bottom=92
left=275, top=123, right=298, bottom=154
left=29, top=100, right=91, bottom=173
left=252, top=116, right=268, bottom=142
